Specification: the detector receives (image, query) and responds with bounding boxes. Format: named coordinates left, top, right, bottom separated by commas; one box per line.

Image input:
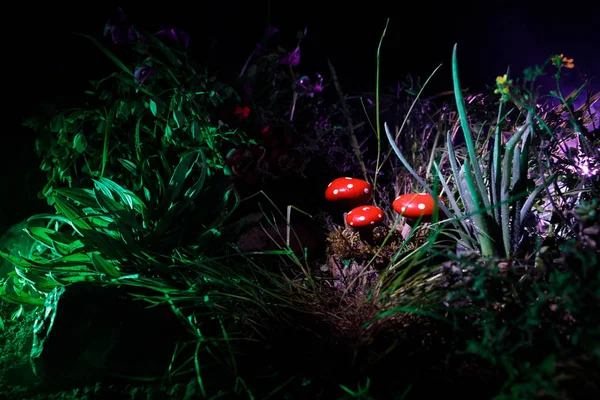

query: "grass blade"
left=451, top=44, right=491, bottom=214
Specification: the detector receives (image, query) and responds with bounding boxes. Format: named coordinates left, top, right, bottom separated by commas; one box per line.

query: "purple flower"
left=280, top=45, right=300, bottom=66
left=297, top=73, right=323, bottom=97
left=155, top=27, right=190, bottom=50
left=134, top=65, right=156, bottom=85
left=104, top=7, right=137, bottom=45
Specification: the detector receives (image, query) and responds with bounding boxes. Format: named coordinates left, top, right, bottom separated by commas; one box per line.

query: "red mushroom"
left=392, top=193, right=444, bottom=219
left=325, top=177, right=373, bottom=208
left=346, top=205, right=384, bottom=227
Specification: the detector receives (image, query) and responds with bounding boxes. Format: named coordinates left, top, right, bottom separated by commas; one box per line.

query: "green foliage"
left=447, top=199, right=600, bottom=399
left=24, top=29, right=244, bottom=206
left=2, top=12, right=599, bottom=399
left=0, top=170, right=238, bottom=304
left=383, top=45, right=599, bottom=261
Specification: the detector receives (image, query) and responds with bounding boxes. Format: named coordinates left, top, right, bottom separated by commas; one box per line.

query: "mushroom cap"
left=325, top=177, right=372, bottom=208
left=346, top=205, right=384, bottom=227
left=392, top=193, right=444, bottom=218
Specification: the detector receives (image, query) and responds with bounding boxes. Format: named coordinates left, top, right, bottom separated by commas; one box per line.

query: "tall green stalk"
left=451, top=44, right=496, bottom=257
left=372, top=18, right=390, bottom=192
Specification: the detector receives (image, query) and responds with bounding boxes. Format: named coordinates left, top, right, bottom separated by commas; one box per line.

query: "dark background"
left=2, top=0, right=599, bottom=234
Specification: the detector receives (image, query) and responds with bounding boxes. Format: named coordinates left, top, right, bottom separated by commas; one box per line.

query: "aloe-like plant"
left=384, top=44, right=564, bottom=259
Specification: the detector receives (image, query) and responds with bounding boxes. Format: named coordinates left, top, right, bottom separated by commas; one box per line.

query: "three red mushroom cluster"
left=325, top=177, right=444, bottom=229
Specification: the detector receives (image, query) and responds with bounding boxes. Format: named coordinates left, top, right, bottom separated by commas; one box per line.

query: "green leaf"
left=452, top=44, right=490, bottom=213
left=452, top=44, right=495, bottom=257
left=14, top=266, right=50, bottom=286
left=90, top=252, right=120, bottom=278
left=73, top=133, right=87, bottom=153
left=173, top=110, right=186, bottom=128
left=46, top=231, right=87, bottom=254
left=191, top=120, right=200, bottom=140
left=118, top=158, right=139, bottom=175
left=167, top=150, right=202, bottom=203
left=48, top=252, right=91, bottom=265
left=81, top=230, right=130, bottom=262
left=53, top=195, right=92, bottom=231
left=54, top=188, right=97, bottom=209
left=93, top=186, right=127, bottom=215
left=183, top=150, right=208, bottom=200
left=164, top=125, right=173, bottom=141
left=149, top=100, right=158, bottom=116
left=0, top=251, right=37, bottom=268
left=96, top=178, right=147, bottom=213
left=49, top=115, right=66, bottom=132
left=25, top=227, right=56, bottom=249
left=118, top=100, right=131, bottom=118
left=0, top=279, right=45, bottom=307
left=100, top=106, right=116, bottom=178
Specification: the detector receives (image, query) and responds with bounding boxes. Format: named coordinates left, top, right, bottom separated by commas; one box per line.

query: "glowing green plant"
left=0, top=146, right=240, bottom=303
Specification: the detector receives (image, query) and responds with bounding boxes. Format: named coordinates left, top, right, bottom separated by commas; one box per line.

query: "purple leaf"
left=134, top=65, right=156, bottom=85
left=155, top=27, right=190, bottom=50
left=280, top=45, right=300, bottom=66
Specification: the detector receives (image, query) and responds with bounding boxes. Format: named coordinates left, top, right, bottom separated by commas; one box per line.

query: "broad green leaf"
left=48, top=252, right=91, bottom=265
left=0, top=290, right=45, bottom=307
left=96, top=178, right=146, bottom=213
left=53, top=195, right=92, bottom=231
left=164, top=125, right=173, bottom=141
left=118, top=158, right=139, bottom=175
left=167, top=150, right=201, bottom=203
left=73, top=133, right=87, bottom=153
left=25, top=227, right=56, bottom=249
left=149, top=100, right=158, bottom=116
left=93, top=186, right=127, bottom=215
left=14, top=266, right=50, bottom=286
left=81, top=230, right=130, bottom=262
left=0, top=251, right=41, bottom=268
left=54, top=188, right=97, bottom=209
left=90, top=252, right=120, bottom=278
left=46, top=273, right=97, bottom=285
left=183, top=149, right=208, bottom=200
left=86, top=215, right=113, bottom=229
left=47, top=232, right=86, bottom=254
